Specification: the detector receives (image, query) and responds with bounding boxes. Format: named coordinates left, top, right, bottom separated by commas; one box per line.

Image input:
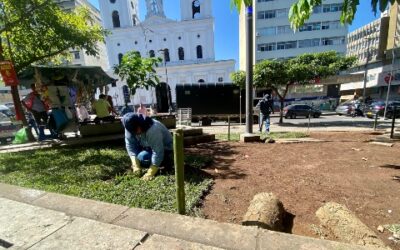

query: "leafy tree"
left=114, top=51, right=162, bottom=95
left=289, top=0, right=400, bottom=29
left=254, top=51, right=356, bottom=123
left=0, top=0, right=107, bottom=134
left=0, top=0, right=107, bottom=72
left=230, top=0, right=253, bottom=10
left=230, top=70, right=246, bottom=90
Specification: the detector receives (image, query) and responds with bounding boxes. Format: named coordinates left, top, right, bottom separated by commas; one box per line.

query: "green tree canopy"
left=114, top=51, right=162, bottom=95
left=230, top=70, right=246, bottom=90
left=254, top=51, right=356, bottom=123
left=289, top=0, right=400, bottom=29
left=0, top=0, right=107, bottom=72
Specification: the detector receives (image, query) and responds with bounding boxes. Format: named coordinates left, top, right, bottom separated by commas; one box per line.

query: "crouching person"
left=122, top=113, right=173, bottom=181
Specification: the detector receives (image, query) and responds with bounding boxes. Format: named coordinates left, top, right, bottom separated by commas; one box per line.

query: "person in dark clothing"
left=256, top=94, right=274, bottom=133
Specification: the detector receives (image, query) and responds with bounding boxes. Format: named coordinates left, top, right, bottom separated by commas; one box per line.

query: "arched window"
left=118, top=53, right=123, bottom=64
left=112, top=11, right=120, bottom=28
left=110, top=0, right=116, bottom=3
left=178, top=47, right=184, bottom=60
left=198, top=79, right=205, bottom=83
left=132, top=15, right=136, bottom=26
left=149, top=50, right=155, bottom=58
left=196, top=45, right=203, bottom=59
left=164, top=49, right=170, bottom=62
left=192, top=0, right=201, bottom=19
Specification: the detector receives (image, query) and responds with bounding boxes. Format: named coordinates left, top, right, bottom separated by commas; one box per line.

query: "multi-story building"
left=55, top=0, right=109, bottom=70
left=99, top=0, right=235, bottom=108
left=239, top=0, right=348, bottom=108
left=341, top=5, right=400, bottom=101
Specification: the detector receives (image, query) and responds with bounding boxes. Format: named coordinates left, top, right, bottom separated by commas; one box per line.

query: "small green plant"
left=185, top=155, right=213, bottom=169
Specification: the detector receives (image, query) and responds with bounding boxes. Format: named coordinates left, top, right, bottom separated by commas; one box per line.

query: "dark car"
left=283, top=104, right=321, bottom=119
left=366, top=101, right=400, bottom=119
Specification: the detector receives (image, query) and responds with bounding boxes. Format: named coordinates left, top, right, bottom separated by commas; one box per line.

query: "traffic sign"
left=384, top=74, right=394, bottom=84
left=0, top=61, right=19, bottom=86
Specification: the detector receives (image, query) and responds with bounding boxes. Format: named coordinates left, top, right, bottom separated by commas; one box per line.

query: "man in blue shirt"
left=122, top=113, right=173, bottom=180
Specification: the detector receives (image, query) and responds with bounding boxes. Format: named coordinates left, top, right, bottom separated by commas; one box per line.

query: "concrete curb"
left=0, top=183, right=376, bottom=250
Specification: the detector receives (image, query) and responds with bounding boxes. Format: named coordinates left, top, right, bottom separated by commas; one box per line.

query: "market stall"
left=19, top=65, right=122, bottom=138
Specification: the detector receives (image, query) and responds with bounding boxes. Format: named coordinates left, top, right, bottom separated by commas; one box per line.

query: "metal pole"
left=239, top=91, right=242, bottom=125
left=373, top=113, right=378, bottom=131
left=228, top=116, right=231, bottom=141
left=384, top=34, right=398, bottom=119
left=173, top=129, right=185, bottom=215
left=160, top=49, right=172, bottom=114
left=308, top=109, right=311, bottom=134
left=391, top=106, right=396, bottom=139
left=245, top=4, right=254, bottom=134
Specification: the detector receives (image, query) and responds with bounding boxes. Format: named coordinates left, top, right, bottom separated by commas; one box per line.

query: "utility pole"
left=245, top=3, right=254, bottom=134
left=362, top=37, right=372, bottom=105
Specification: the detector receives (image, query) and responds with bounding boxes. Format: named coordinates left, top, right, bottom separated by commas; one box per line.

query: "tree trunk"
left=279, top=98, right=284, bottom=124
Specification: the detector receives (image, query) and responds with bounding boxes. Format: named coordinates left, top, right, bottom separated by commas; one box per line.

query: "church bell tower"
left=99, top=0, right=139, bottom=29
left=180, top=0, right=212, bottom=21
left=145, top=0, right=166, bottom=19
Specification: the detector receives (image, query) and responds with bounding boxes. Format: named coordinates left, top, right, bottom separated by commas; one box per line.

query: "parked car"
left=0, top=105, right=14, bottom=118
left=366, top=101, right=400, bottom=119
left=283, top=104, right=321, bottom=119
left=335, top=100, right=365, bottom=116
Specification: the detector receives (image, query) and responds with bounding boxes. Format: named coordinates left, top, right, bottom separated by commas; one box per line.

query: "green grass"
left=0, top=146, right=212, bottom=213
left=215, top=131, right=309, bottom=141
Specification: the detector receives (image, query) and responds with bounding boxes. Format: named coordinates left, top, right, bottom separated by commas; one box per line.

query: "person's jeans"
left=261, top=113, right=270, bottom=133
left=136, top=150, right=173, bottom=169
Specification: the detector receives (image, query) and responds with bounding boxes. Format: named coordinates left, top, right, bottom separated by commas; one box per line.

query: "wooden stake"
left=173, top=129, right=185, bottom=215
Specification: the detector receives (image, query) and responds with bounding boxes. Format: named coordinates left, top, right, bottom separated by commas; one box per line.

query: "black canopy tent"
left=18, top=65, right=116, bottom=89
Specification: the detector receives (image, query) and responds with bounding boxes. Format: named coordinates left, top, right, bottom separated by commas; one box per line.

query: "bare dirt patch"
left=188, top=132, right=400, bottom=249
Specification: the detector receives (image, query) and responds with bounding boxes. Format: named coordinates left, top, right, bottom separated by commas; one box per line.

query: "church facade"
left=99, top=0, right=235, bottom=107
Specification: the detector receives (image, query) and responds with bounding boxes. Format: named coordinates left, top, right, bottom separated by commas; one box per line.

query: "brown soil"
left=188, top=132, right=400, bottom=249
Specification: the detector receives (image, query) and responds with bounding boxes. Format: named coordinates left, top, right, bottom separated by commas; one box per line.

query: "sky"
left=88, top=0, right=381, bottom=64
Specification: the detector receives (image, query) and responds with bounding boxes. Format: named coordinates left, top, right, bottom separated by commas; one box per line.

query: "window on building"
left=112, top=11, right=120, bottom=28
left=198, top=79, right=205, bottom=83
left=132, top=15, right=136, bottom=26
left=257, top=10, right=275, bottom=19
left=131, top=2, right=134, bottom=8
left=178, top=47, right=184, bottom=60
left=258, top=43, right=276, bottom=51
left=118, top=53, right=123, bottom=64
left=298, top=38, right=320, bottom=48
left=258, top=27, right=276, bottom=36
left=164, top=49, right=170, bottom=62
left=277, top=41, right=297, bottom=50
left=322, top=21, right=340, bottom=30
left=299, top=22, right=321, bottom=32
left=277, top=25, right=292, bottom=34
left=258, top=0, right=274, bottom=2
left=72, top=51, right=80, bottom=60
left=218, top=77, right=224, bottom=82
left=149, top=50, right=155, bottom=58
left=192, top=0, right=201, bottom=19
left=110, top=0, right=116, bottom=3
left=313, top=5, right=322, bottom=13
left=276, top=8, right=288, bottom=18
left=196, top=45, right=203, bottom=59
left=321, top=37, right=345, bottom=46
left=323, top=3, right=342, bottom=13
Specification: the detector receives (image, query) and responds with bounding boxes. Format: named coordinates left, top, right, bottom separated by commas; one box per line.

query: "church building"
left=99, top=0, right=236, bottom=108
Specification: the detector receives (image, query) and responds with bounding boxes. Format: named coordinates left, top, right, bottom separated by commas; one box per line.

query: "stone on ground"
left=242, top=192, right=285, bottom=232
left=316, top=202, right=388, bottom=249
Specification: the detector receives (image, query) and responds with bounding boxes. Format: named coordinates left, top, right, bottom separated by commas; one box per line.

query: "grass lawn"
left=0, top=146, right=212, bottom=213
left=215, top=131, right=309, bottom=141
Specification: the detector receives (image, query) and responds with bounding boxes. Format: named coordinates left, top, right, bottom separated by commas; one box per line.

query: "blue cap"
left=122, top=112, right=153, bottom=139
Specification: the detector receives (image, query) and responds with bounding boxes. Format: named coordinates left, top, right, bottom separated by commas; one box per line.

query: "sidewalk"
left=0, top=183, right=375, bottom=250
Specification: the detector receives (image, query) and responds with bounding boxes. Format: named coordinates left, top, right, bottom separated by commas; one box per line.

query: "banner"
left=0, top=61, right=19, bottom=86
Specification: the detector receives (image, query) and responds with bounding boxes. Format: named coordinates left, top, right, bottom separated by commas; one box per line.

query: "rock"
left=316, top=202, right=388, bottom=249
left=393, top=233, right=400, bottom=240
left=265, top=138, right=275, bottom=144
left=242, top=193, right=285, bottom=232
left=351, top=148, right=362, bottom=151
left=377, top=225, right=385, bottom=233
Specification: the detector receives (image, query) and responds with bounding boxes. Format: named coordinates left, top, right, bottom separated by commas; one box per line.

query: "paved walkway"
left=0, top=183, right=376, bottom=250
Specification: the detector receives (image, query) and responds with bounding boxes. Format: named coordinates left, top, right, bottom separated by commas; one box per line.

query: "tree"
left=289, top=0, right=400, bottom=29
left=113, top=51, right=162, bottom=95
left=254, top=51, right=356, bottom=123
left=0, top=0, right=107, bottom=135
left=230, top=70, right=246, bottom=90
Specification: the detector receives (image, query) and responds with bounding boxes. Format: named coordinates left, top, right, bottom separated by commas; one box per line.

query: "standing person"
left=256, top=94, right=274, bottom=134
left=137, top=103, right=148, bottom=117
left=122, top=113, right=173, bottom=181
left=92, top=94, right=118, bottom=123
left=22, top=84, right=48, bottom=141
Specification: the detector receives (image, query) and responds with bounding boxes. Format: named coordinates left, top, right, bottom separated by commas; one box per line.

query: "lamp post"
left=383, top=33, right=399, bottom=119
left=159, top=48, right=173, bottom=114
left=245, top=3, right=254, bottom=134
